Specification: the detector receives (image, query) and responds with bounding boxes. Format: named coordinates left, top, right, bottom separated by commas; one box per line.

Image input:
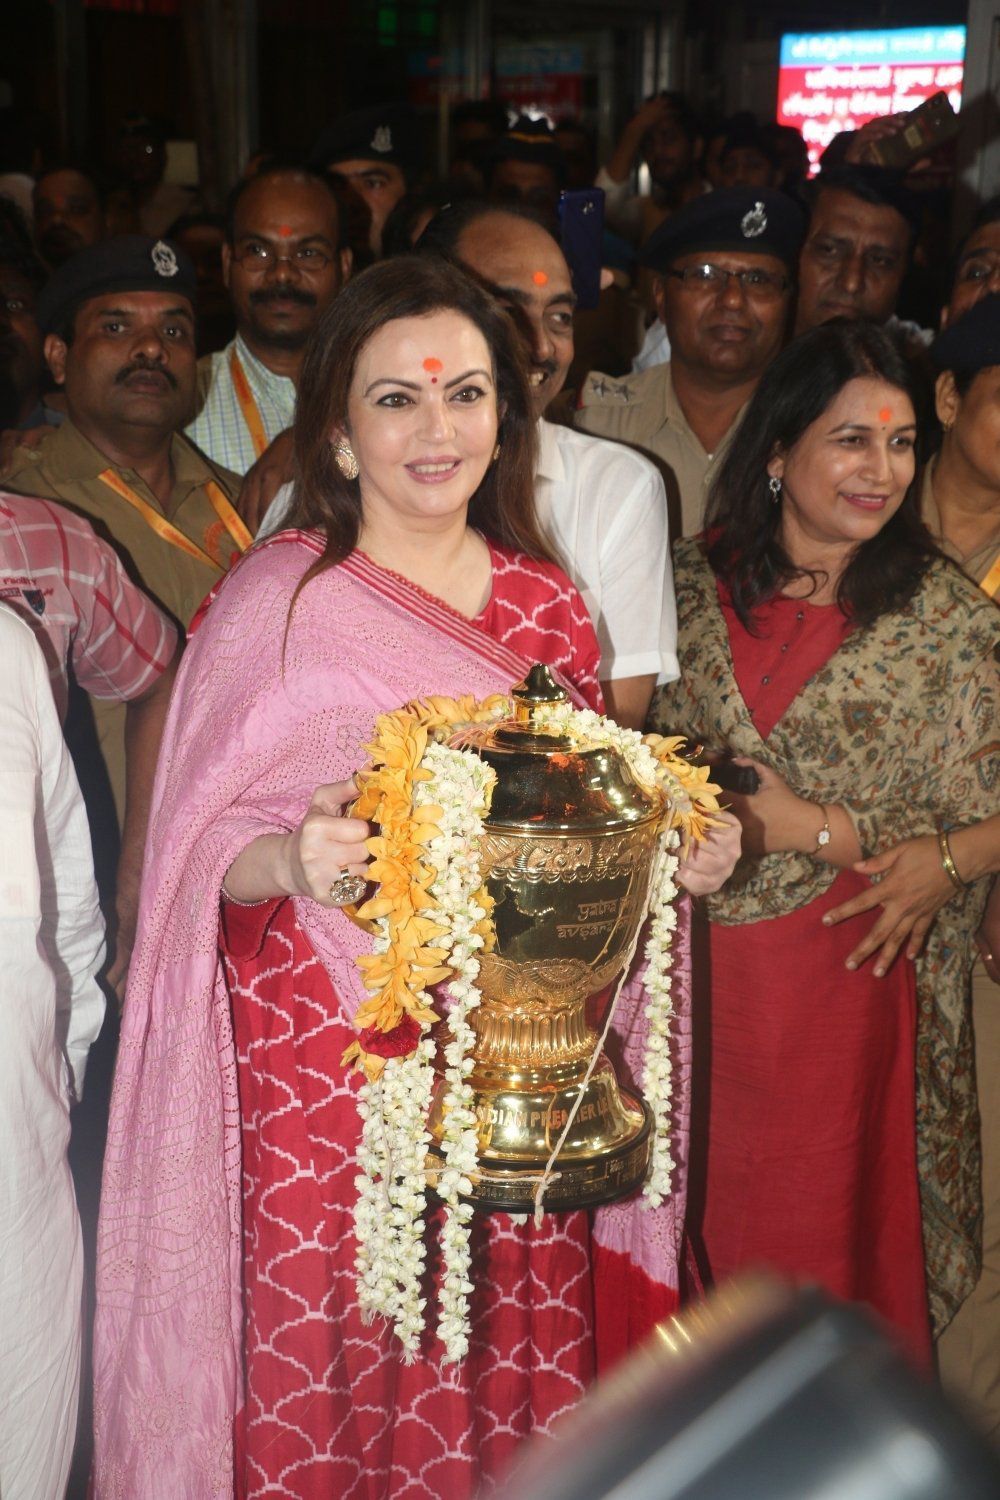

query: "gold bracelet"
left=937, top=828, right=967, bottom=893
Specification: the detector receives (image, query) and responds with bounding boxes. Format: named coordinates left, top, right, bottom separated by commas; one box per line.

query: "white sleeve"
left=257, top=480, right=295, bottom=539
left=594, top=462, right=679, bottom=685
left=31, top=626, right=106, bottom=1098
left=594, top=167, right=644, bottom=244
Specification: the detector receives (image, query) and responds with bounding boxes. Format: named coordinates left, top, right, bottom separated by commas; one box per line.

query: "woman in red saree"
left=653, top=320, right=1000, bottom=1367
left=93, top=259, right=736, bottom=1500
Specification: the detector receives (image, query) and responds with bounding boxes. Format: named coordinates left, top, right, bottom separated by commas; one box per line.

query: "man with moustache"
left=575, top=187, right=802, bottom=538
left=186, top=165, right=351, bottom=474
left=3, top=235, right=246, bottom=827
left=793, top=165, right=919, bottom=337
left=33, top=165, right=106, bottom=270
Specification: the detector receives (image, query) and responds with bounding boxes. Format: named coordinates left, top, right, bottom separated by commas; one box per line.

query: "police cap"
left=37, top=234, right=197, bottom=339
left=310, top=103, right=420, bottom=178
left=640, top=187, right=805, bottom=273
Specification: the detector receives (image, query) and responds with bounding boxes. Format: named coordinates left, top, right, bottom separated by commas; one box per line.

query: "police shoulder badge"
left=371, top=125, right=393, bottom=154
left=740, top=201, right=767, bottom=239
left=151, top=240, right=179, bottom=277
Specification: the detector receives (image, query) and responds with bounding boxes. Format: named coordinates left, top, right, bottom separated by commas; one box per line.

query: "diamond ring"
left=328, top=873, right=367, bottom=907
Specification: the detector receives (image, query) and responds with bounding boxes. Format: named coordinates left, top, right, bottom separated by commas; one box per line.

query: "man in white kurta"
left=0, top=607, right=105, bottom=1500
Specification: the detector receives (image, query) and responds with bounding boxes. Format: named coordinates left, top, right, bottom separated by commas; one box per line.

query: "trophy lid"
left=452, top=663, right=664, bottom=833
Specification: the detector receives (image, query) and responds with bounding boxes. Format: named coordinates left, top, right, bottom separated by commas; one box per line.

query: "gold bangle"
left=937, top=828, right=967, bottom=893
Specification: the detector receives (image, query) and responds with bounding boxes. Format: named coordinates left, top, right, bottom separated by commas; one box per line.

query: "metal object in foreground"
left=493, top=1273, right=1000, bottom=1500
left=426, top=664, right=665, bottom=1213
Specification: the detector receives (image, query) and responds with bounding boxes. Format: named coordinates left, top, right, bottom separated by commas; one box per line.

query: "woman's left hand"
left=821, top=835, right=954, bottom=975
left=677, top=810, right=742, bottom=895
left=725, top=758, right=819, bottom=857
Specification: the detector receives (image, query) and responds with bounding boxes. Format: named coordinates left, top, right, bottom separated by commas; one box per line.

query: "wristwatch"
left=814, top=806, right=831, bottom=854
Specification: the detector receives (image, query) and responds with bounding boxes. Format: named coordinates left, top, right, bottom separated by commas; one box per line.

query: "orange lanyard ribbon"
left=980, top=549, right=1000, bottom=600
left=229, top=347, right=270, bottom=461
left=98, top=469, right=252, bottom=571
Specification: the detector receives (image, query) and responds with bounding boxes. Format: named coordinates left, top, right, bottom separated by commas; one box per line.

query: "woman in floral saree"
left=93, top=257, right=737, bottom=1500
left=653, top=320, right=1000, bottom=1365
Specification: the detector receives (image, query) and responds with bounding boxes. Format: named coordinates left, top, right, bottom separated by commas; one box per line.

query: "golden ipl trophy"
left=426, top=665, right=666, bottom=1212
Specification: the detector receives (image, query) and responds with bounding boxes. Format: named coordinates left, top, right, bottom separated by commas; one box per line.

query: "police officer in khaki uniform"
left=574, top=187, right=803, bottom=540
left=3, top=234, right=249, bottom=820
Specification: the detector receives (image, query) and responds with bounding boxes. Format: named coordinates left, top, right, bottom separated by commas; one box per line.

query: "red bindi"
left=277, top=224, right=293, bottom=238
left=878, top=406, right=892, bottom=424
left=532, top=270, right=549, bottom=286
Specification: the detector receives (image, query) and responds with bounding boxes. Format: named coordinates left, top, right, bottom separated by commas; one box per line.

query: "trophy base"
left=427, top=1090, right=653, bottom=1214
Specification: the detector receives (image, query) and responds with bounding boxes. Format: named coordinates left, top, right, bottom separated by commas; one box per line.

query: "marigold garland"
left=343, top=687, right=722, bottom=1362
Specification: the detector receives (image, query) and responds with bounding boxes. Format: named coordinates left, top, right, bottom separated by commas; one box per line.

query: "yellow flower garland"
left=343, top=695, right=504, bottom=1082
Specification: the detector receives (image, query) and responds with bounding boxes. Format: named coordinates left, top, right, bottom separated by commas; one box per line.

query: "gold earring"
left=492, top=441, right=501, bottom=462
left=333, top=442, right=359, bottom=480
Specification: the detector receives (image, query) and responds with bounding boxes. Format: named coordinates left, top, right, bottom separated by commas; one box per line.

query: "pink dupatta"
left=92, top=531, right=689, bottom=1498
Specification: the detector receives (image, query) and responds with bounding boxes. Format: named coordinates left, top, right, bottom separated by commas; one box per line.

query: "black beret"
left=310, top=103, right=421, bottom=177
left=932, top=293, right=1000, bottom=377
left=37, top=234, right=197, bottom=338
left=640, top=187, right=805, bottom=272
left=488, top=116, right=566, bottom=179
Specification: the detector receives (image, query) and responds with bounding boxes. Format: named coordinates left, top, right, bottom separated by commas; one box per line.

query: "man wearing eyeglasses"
left=574, top=187, right=803, bottom=538
left=186, top=166, right=352, bottom=475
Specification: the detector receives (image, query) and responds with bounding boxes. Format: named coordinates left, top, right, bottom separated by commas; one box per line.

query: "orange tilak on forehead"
left=532, top=270, right=549, bottom=286
left=277, top=224, right=293, bottom=237
left=423, top=356, right=443, bottom=383
left=878, top=406, right=893, bottom=424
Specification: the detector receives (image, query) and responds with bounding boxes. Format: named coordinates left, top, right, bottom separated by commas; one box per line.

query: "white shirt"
left=632, top=318, right=671, bottom=372
left=533, top=419, right=677, bottom=684
left=257, top=418, right=678, bottom=685
left=0, top=608, right=105, bottom=1500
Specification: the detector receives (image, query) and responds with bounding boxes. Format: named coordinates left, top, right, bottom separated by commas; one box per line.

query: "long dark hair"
left=706, top=319, right=939, bottom=630
left=284, top=255, right=548, bottom=569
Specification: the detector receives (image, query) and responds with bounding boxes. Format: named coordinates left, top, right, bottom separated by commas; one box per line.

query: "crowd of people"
left=0, top=88, right=998, bottom=1500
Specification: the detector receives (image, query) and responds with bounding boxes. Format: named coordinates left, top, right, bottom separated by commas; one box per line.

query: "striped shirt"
left=186, top=334, right=296, bottom=476
left=0, top=491, right=178, bottom=720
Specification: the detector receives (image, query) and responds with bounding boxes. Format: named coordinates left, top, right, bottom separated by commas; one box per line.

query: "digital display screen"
left=777, top=26, right=965, bottom=171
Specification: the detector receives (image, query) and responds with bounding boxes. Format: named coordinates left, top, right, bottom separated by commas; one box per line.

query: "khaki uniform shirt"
left=573, top=361, right=745, bottom=541
left=4, top=422, right=241, bottom=825
left=921, top=461, right=1000, bottom=596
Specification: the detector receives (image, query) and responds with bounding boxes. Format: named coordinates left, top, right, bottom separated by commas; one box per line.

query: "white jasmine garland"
left=640, top=831, right=680, bottom=1207
left=355, top=1037, right=435, bottom=1359
left=414, top=742, right=495, bottom=1362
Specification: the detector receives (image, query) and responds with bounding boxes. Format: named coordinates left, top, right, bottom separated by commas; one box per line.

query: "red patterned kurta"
left=223, top=544, right=603, bottom=1499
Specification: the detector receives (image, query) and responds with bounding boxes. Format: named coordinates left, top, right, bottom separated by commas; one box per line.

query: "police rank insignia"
left=740, top=201, right=767, bottom=239
left=151, top=240, right=179, bottom=277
